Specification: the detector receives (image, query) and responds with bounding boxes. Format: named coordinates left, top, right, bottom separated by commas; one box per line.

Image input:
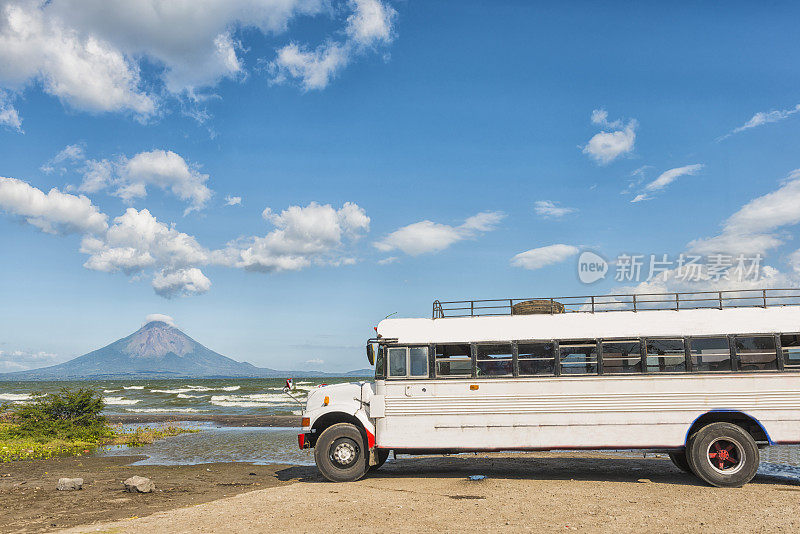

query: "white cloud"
left=304, top=358, right=324, bottom=366
left=0, top=348, right=64, bottom=372
left=225, top=195, right=242, bottom=206
left=644, top=164, right=704, bottom=192
left=270, top=0, right=396, bottom=90
left=0, top=0, right=394, bottom=120
left=0, top=176, right=108, bottom=234
left=220, top=201, right=370, bottom=272
left=152, top=268, right=211, bottom=298
left=345, top=0, right=397, bottom=47
left=144, top=313, right=175, bottom=327
left=377, top=256, right=397, bottom=265
left=583, top=109, right=637, bottom=165
left=534, top=200, right=577, bottom=219
left=117, top=150, right=212, bottom=214
left=81, top=208, right=209, bottom=275
left=41, top=143, right=85, bottom=174
left=270, top=42, right=350, bottom=91
left=80, top=207, right=211, bottom=297
left=510, top=244, right=579, bottom=270
left=374, top=211, right=505, bottom=256
left=0, top=176, right=370, bottom=298
left=56, top=147, right=213, bottom=214
left=688, top=169, right=800, bottom=256
left=590, top=108, right=622, bottom=129
left=0, top=2, right=156, bottom=117
left=630, top=164, right=704, bottom=202
left=721, top=104, right=800, bottom=139
left=0, top=91, right=21, bottom=131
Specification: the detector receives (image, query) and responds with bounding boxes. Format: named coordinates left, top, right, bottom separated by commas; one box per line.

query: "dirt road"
left=58, top=453, right=800, bottom=534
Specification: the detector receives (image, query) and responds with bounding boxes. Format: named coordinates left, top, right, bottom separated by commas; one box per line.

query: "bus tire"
left=369, top=449, right=390, bottom=472
left=686, top=422, right=759, bottom=488
left=314, top=423, right=368, bottom=482
left=667, top=450, right=692, bottom=474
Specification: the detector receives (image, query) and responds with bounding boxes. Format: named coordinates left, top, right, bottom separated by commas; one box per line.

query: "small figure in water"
left=284, top=378, right=293, bottom=392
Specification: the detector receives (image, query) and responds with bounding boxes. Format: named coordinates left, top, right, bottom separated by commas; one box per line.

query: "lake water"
left=98, top=423, right=316, bottom=466
left=0, top=377, right=356, bottom=416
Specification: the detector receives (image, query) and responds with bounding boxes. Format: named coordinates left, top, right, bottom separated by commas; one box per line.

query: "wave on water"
left=152, top=385, right=241, bottom=394
left=0, top=393, right=31, bottom=402
left=103, top=389, right=121, bottom=393
left=104, top=397, right=140, bottom=405
left=209, top=392, right=298, bottom=408
left=127, top=408, right=206, bottom=413
left=176, top=393, right=205, bottom=399
left=123, top=386, right=145, bottom=390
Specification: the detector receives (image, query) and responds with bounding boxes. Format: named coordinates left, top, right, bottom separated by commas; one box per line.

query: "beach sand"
left=4, top=452, right=799, bottom=533
left=0, top=454, right=292, bottom=533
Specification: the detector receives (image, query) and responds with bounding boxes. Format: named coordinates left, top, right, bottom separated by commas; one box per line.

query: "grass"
left=0, top=388, right=198, bottom=462
left=0, top=422, right=197, bottom=462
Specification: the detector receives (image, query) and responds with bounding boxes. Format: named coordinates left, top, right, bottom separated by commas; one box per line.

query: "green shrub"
left=10, top=388, right=111, bottom=442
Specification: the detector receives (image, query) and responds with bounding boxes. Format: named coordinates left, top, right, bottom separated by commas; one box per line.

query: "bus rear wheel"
left=314, top=423, right=368, bottom=482
left=686, top=422, right=759, bottom=487
left=668, top=450, right=692, bottom=474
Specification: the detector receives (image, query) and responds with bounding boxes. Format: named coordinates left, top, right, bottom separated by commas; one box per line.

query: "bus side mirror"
left=366, top=344, right=375, bottom=366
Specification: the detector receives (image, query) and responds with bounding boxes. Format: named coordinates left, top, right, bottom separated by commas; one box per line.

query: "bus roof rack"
left=432, top=288, right=800, bottom=319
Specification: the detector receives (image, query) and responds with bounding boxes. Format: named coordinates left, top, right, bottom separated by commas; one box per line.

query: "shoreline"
left=105, top=413, right=299, bottom=427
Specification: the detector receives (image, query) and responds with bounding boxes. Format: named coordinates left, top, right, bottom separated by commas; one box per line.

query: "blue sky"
left=2, top=1, right=800, bottom=372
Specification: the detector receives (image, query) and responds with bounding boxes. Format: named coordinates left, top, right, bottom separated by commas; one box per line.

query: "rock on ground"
left=123, top=476, right=155, bottom=493
left=56, top=478, right=83, bottom=491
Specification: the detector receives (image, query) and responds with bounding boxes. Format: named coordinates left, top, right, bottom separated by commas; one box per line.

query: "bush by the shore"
left=0, top=388, right=196, bottom=462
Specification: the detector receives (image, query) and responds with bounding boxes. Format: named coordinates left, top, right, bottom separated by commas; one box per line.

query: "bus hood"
left=305, top=382, right=373, bottom=413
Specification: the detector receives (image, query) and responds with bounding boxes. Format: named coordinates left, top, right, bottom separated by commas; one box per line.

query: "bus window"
left=388, top=347, right=407, bottom=377
left=735, top=336, right=777, bottom=371
left=435, top=344, right=472, bottom=377
left=559, top=341, right=598, bottom=375
left=375, top=345, right=386, bottom=378
left=409, top=347, right=429, bottom=377
left=476, top=344, right=512, bottom=377
left=780, top=335, right=800, bottom=370
left=386, top=346, right=429, bottom=378
left=601, top=340, right=641, bottom=374
left=689, top=337, right=731, bottom=372
left=645, top=338, right=686, bottom=372
left=518, top=342, right=555, bottom=376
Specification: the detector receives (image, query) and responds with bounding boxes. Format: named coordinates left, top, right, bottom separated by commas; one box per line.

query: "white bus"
left=297, top=289, right=800, bottom=487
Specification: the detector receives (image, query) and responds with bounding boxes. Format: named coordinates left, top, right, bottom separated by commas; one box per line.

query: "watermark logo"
left=578, top=250, right=608, bottom=284
left=576, top=252, right=764, bottom=285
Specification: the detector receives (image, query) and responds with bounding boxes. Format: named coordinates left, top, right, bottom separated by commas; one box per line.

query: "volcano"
left=0, top=321, right=275, bottom=379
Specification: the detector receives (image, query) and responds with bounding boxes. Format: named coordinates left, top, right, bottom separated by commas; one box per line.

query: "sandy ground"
left=0, top=455, right=291, bottom=533
left=45, top=452, right=800, bottom=534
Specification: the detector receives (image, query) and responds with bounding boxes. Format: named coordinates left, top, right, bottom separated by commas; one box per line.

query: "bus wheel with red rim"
left=686, top=422, right=759, bottom=487
left=314, top=423, right=368, bottom=482
left=369, top=449, right=390, bottom=472
left=667, top=450, right=692, bottom=474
